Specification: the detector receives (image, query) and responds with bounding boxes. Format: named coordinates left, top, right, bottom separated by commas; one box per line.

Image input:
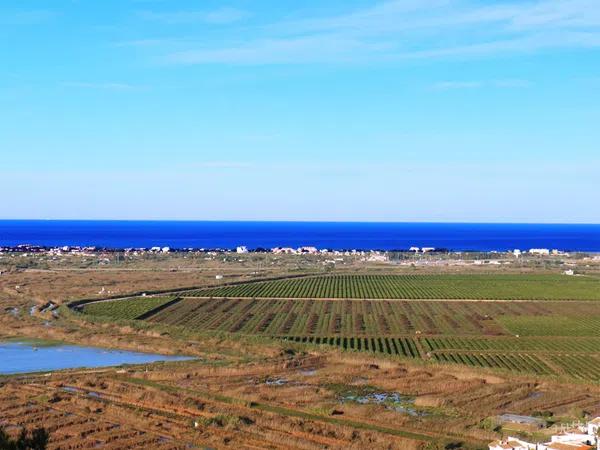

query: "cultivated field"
left=79, top=274, right=600, bottom=382
left=183, top=274, right=600, bottom=300
left=80, top=296, right=177, bottom=320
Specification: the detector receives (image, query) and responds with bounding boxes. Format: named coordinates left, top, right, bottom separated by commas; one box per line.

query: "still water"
left=0, top=340, right=192, bottom=375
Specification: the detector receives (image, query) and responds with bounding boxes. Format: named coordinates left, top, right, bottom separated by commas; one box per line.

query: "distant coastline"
left=1, top=220, right=599, bottom=252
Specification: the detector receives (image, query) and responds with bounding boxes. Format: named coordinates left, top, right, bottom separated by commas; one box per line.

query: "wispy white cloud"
left=274, top=0, right=600, bottom=36
left=155, top=0, right=600, bottom=65
left=139, top=7, right=248, bottom=25
left=166, top=35, right=391, bottom=65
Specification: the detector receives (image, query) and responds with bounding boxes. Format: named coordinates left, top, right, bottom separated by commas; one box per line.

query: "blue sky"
left=1, top=0, right=599, bottom=222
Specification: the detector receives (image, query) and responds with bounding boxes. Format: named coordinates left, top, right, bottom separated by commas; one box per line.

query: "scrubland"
left=1, top=252, right=599, bottom=449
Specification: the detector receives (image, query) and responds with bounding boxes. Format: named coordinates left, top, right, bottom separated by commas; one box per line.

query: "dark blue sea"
left=0, top=221, right=599, bottom=252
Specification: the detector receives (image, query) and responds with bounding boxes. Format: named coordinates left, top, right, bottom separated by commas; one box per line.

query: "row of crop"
left=187, top=274, right=600, bottom=300
left=146, top=297, right=514, bottom=336
left=498, top=315, right=600, bottom=337
left=82, top=296, right=177, bottom=320
left=431, top=352, right=556, bottom=376
left=100, top=295, right=600, bottom=343
left=547, top=355, right=600, bottom=381
left=280, top=336, right=421, bottom=358
left=144, top=296, right=600, bottom=338
left=279, top=336, right=600, bottom=381
left=422, top=336, right=600, bottom=353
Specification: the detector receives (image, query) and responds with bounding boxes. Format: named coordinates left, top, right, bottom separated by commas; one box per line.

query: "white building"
left=409, top=247, right=420, bottom=253
left=272, top=247, right=296, bottom=254
left=366, top=254, right=388, bottom=262
left=529, top=248, right=551, bottom=256
left=236, top=246, right=249, bottom=254
left=489, top=417, right=599, bottom=450
left=489, top=437, right=537, bottom=450
left=422, top=247, right=436, bottom=253
left=589, top=418, right=600, bottom=438
left=298, top=246, right=318, bottom=254
left=549, top=430, right=596, bottom=446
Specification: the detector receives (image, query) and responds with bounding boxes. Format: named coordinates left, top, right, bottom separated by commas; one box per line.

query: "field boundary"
left=135, top=296, right=183, bottom=320
left=180, top=295, right=597, bottom=302
left=183, top=274, right=600, bottom=301
left=67, top=272, right=321, bottom=309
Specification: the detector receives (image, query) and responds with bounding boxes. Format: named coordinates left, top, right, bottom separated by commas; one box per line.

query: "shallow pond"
left=0, top=340, right=193, bottom=375
left=336, top=386, right=429, bottom=416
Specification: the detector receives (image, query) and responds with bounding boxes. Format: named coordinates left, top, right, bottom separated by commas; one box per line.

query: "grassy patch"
left=498, top=315, right=600, bottom=337
left=81, top=296, right=178, bottom=320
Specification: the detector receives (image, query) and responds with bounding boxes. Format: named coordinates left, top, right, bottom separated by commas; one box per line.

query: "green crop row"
left=143, top=297, right=512, bottom=336
left=81, top=296, right=177, bottom=320
left=422, top=336, right=600, bottom=353
left=281, top=336, right=421, bottom=358
left=547, top=354, right=600, bottom=381
left=145, top=297, right=600, bottom=338
left=184, top=274, right=600, bottom=301
left=498, top=315, right=600, bottom=337
left=431, top=352, right=556, bottom=376
left=281, top=337, right=600, bottom=382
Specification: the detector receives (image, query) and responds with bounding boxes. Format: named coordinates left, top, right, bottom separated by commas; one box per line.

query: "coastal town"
left=1, top=244, right=598, bottom=274
left=1, top=243, right=595, bottom=260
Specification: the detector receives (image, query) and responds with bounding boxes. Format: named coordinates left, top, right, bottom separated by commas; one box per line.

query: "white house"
left=272, top=247, right=296, bottom=254
left=236, top=246, right=248, bottom=254
left=422, top=247, right=436, bottom=253
left=489, top=437, right=537, bottom=450
left=489, top=417, right=600, bottom=450
left=588, top=418, right=600, bottom=438
left=409, top=247, right=420, bottom=252
left=545, top=443, right=594, bottom=450
left=366, top=254, right=388, bottom=262
left=550, top=430, right=596, bottom=446
left=529, top=248, right=550, bottom=256
left=298, top=246, right=318, bottom=254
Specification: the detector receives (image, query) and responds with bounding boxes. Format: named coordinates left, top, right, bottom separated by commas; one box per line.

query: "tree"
left=0, top=427, right=49, bottom=450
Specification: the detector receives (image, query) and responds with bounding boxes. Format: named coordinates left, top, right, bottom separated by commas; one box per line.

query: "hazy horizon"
left=1, top=218, right=600, bottom=225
